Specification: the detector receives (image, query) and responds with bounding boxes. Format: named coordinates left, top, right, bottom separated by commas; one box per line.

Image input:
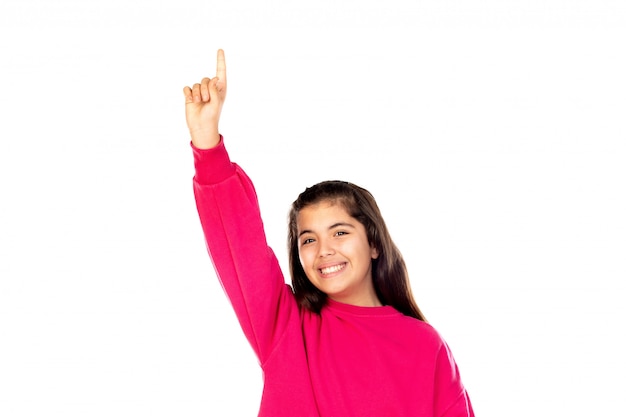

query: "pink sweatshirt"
left=193, top=138, right=475, bottom=417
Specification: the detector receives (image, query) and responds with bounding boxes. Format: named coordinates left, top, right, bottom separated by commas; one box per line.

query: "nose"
left=318, top=237, right=335, bottom=257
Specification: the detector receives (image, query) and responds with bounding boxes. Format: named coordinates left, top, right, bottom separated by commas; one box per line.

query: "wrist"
left=190, top=127, right=220, bottom=149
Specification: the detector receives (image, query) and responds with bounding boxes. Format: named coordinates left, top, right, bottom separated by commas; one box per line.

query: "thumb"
left=210, top=77, right=220, bottom=96
left=214, top=76, right=226, bottom=97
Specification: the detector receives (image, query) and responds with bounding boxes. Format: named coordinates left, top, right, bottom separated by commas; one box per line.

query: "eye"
left=334, top=231, right=348, bottom=237
left=301, top=237, right=315, bottom=245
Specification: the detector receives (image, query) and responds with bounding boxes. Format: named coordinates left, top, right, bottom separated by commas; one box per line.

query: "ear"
left=370, top=245, right=379, bottom=260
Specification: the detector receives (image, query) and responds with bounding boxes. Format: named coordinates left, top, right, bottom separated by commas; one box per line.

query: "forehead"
left=296, top=201, right=354, bottom=229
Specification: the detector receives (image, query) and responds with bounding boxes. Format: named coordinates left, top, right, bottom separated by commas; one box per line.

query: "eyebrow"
left=298, top=222, right=356, bottom=238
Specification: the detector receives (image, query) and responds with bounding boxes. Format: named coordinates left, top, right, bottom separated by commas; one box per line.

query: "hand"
left=183, top=49, right=227, bottom=149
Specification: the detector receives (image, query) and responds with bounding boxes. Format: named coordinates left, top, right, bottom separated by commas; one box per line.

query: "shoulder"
left=395, top=314, right=448, bottom=350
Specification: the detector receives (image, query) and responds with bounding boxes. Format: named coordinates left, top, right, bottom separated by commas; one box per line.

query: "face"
left=296, top=201, right=380, bottom=307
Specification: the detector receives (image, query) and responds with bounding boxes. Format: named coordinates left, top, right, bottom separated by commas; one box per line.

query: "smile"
left=319, top=263, right=346, bottom=275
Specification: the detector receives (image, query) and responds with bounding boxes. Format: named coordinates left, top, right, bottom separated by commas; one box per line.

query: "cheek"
left=297, top=248, right=308, bottom=269
left=298, top=247, right=318, bottom=271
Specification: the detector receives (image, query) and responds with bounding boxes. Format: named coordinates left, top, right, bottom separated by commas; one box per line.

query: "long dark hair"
left=288, top=180, right=426, bottom=321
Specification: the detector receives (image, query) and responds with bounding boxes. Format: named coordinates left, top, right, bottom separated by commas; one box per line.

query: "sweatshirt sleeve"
left=191, top=137, right=298, bottom=363
left=434, top=341, right=475, bottom=417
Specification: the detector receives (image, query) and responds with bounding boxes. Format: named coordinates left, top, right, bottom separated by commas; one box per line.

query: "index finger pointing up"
left=216, top=49, right=226, bottom=83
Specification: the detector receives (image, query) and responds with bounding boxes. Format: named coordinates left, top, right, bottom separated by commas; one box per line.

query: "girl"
left=183, top=49, right=475, bottom=417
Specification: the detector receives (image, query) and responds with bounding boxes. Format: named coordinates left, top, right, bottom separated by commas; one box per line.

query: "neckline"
left=325, top=298, right=401, bottom=317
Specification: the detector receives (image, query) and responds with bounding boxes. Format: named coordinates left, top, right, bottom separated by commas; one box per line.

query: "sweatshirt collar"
left=325, top=298, right=402, bottom=317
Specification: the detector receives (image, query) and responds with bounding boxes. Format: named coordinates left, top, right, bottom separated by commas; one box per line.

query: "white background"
left=1, top=0, right=625, bottom=416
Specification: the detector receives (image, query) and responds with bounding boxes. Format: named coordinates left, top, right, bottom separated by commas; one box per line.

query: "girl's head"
left=288, top=180, right=425, bottom=321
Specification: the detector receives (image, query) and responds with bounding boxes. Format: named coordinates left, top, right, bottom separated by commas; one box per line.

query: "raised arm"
left=183, top=49, right=227, bottom=149
left=184, top=50, right=298, bottom=363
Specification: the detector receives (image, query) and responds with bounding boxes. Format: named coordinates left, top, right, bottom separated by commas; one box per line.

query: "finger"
left=209, top=77, right=220, bottom=99
left=200, top=77, right=211, bottom=102
left=216, top=49, right=226, bottom=89
left=191, top=83, right=202, bottom=103
left=183, top=86, right=193, bottom=103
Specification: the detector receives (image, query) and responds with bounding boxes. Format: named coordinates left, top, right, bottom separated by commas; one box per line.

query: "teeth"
left=320, top=264, right=344, bottom=274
